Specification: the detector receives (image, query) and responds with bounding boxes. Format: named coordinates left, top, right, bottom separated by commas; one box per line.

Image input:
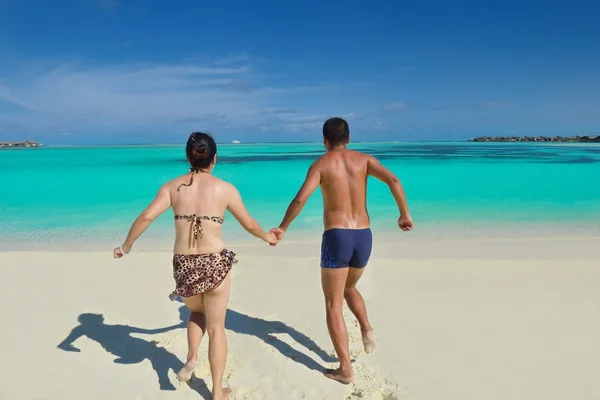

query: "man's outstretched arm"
left=278, top=163, right=321, bottom=231
left=367, top=156, right=413, bottom=230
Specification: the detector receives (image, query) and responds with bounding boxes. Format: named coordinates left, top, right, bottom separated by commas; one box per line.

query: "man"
left=270, top=117, right=413, bottom=384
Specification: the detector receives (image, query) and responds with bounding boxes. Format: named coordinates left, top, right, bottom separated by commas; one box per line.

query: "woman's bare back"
left=164, top=171, right=274, bottom=254
left=168, top=172, right=232, bottom=255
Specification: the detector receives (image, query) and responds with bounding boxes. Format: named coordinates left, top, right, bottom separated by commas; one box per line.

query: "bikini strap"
left=176, top=168, right=209, bottom=192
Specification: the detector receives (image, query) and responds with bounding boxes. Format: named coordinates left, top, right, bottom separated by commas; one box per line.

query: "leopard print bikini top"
left=174, top=168, right=224, bottom=243
left=174, top=214, right=224, bottom=241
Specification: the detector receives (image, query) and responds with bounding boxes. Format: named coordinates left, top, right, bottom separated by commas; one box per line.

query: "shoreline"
left=469, top=135, right=600, bottom=143
left=4, top=140, right=600, bottom=148
left=2, top=236, right=598, bottom=264
left=0, top=140, right=42, bottom=148
left=0, top=223, right=600, bottom=259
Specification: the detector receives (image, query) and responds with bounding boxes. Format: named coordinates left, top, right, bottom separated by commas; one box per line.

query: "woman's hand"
left=113, top=244, right=131, bottom=259
left=268, top=227, right=286, bottom=246
left=263, top=231, right=280, bottom=245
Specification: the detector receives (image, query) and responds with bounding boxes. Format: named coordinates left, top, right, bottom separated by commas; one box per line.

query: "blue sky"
left=0, top=0, right=599, bottom=144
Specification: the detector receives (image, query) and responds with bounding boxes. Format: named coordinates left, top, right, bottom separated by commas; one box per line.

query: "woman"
left=113, top=132, right=278, bottom=400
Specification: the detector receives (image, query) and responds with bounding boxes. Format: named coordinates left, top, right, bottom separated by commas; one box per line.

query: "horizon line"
left=40, top=139, right=474, bottom=147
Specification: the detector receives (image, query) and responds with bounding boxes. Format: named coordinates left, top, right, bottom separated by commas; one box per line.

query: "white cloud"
left=257, top=107, right=297, bottom=115
left=384, top=102, right=409, bottom=111
left=0, top=59, right=329, bottom=134
left=286, top=114, right=328, bottom=122
left=0, top=86, right=35, bottom=110
left=280, top=121, right=323, bottom=132
left=429, top=104, right=446, bottom=111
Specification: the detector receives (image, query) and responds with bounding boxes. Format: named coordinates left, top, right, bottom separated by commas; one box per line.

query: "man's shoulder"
left=310, top=154, right=326, bottom=168
left=349, top=149, right=373, bottom=158
left=347, top=150, right=375, bottom=164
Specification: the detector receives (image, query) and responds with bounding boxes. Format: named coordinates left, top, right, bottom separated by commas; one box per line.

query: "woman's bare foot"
left=212, top=387, right=232, bottom=400
left=362, top=330, right=376, bottom=353
left=176, top=361, right=196, bottom=382
left=324, top=368, right=354, bottom=384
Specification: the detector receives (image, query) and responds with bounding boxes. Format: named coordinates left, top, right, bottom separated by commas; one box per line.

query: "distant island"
left=468, top=135, right=600, bottom=143
left=0, top=140, right=42, bottom=149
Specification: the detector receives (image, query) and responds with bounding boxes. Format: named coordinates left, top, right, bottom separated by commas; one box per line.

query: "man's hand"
left=263, top=232, right=280, bottom=246
left=268, top=227, right=286, bottom=246
left=398, top=215, right=413, bottom=231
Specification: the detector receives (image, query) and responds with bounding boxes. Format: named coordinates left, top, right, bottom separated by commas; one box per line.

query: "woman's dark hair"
left=178, top=132, right=217, bottom=191
left=186, top=132, right=217, bottom=171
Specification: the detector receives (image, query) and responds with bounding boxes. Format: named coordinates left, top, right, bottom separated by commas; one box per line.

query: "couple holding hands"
left=114, top=117, right=412, bottom=400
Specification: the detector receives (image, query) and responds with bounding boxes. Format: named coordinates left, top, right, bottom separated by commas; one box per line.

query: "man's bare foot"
left=213, top=387, right=232, bottom=400
left=362, top=330, right=376, bottom=353
left=324, top=368, right=354, bottom=384
left=176, top=362, right=196, bottom=382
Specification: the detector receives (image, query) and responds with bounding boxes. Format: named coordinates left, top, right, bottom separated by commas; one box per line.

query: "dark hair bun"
left=192, top=143, right=209, bottom=159
left=186, top=132, right=217, bottom=169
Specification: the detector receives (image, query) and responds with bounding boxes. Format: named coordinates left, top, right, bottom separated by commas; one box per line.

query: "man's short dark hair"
left=323, top=117, right=349, bottom=145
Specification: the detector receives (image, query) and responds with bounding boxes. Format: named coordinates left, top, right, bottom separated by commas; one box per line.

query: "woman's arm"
left=114, top=185, right=172, bottom=257
left=226, top=184, right=278, bottom=244
left=57, top=326, right=83, bottom=352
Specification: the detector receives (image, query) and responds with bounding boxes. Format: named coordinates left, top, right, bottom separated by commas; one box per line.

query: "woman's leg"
left=178, top=293, right=206, bottom=381
left=204, top=272, right=232, bottom=400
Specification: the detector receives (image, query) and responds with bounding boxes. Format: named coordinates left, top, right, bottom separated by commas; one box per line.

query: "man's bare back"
left=278, top=146, right=412, bottom=233
left=315, top=149, right=371, bottom=230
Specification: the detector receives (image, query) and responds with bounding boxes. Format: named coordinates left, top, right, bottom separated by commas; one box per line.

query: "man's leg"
left=344, top=267, right=376, bottom=353
left=346, top=228, right=376, bottom=353
left=321, top=267, right=355, bottom=383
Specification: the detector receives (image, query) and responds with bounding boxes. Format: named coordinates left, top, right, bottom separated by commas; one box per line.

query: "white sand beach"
left=1, top=235, right=599, bottom=400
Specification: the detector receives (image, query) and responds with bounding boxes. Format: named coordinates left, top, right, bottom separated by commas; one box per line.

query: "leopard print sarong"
left=169, top=249, right=237, bottom=300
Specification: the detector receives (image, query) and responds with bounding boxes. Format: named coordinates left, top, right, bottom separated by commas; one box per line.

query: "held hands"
left=267, top=227, right=286, bottom=246
left=58, top=343, right=81, bottom=353
left=263, top=231, right=280, bottom=246
left=398, top=214, right=413, bottom=231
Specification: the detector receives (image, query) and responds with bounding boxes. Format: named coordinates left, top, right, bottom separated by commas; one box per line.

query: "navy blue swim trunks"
left=320, top=228, right=373, bottom=269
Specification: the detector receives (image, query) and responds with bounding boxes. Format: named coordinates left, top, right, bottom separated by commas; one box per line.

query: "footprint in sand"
left=340, top=307, right=409, bottom=400
left=343, top=367, right=409, bottom=400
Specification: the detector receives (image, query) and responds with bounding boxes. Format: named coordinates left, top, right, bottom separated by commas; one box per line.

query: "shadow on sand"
left=177, top=305, right=336, bottom=372
left=58, top=306, right=335, bottom=397
left=56, top=313, right=212, bottom=399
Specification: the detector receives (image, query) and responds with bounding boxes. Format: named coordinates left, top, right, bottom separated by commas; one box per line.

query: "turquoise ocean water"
left=1, top=142, right=599, bottom=249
